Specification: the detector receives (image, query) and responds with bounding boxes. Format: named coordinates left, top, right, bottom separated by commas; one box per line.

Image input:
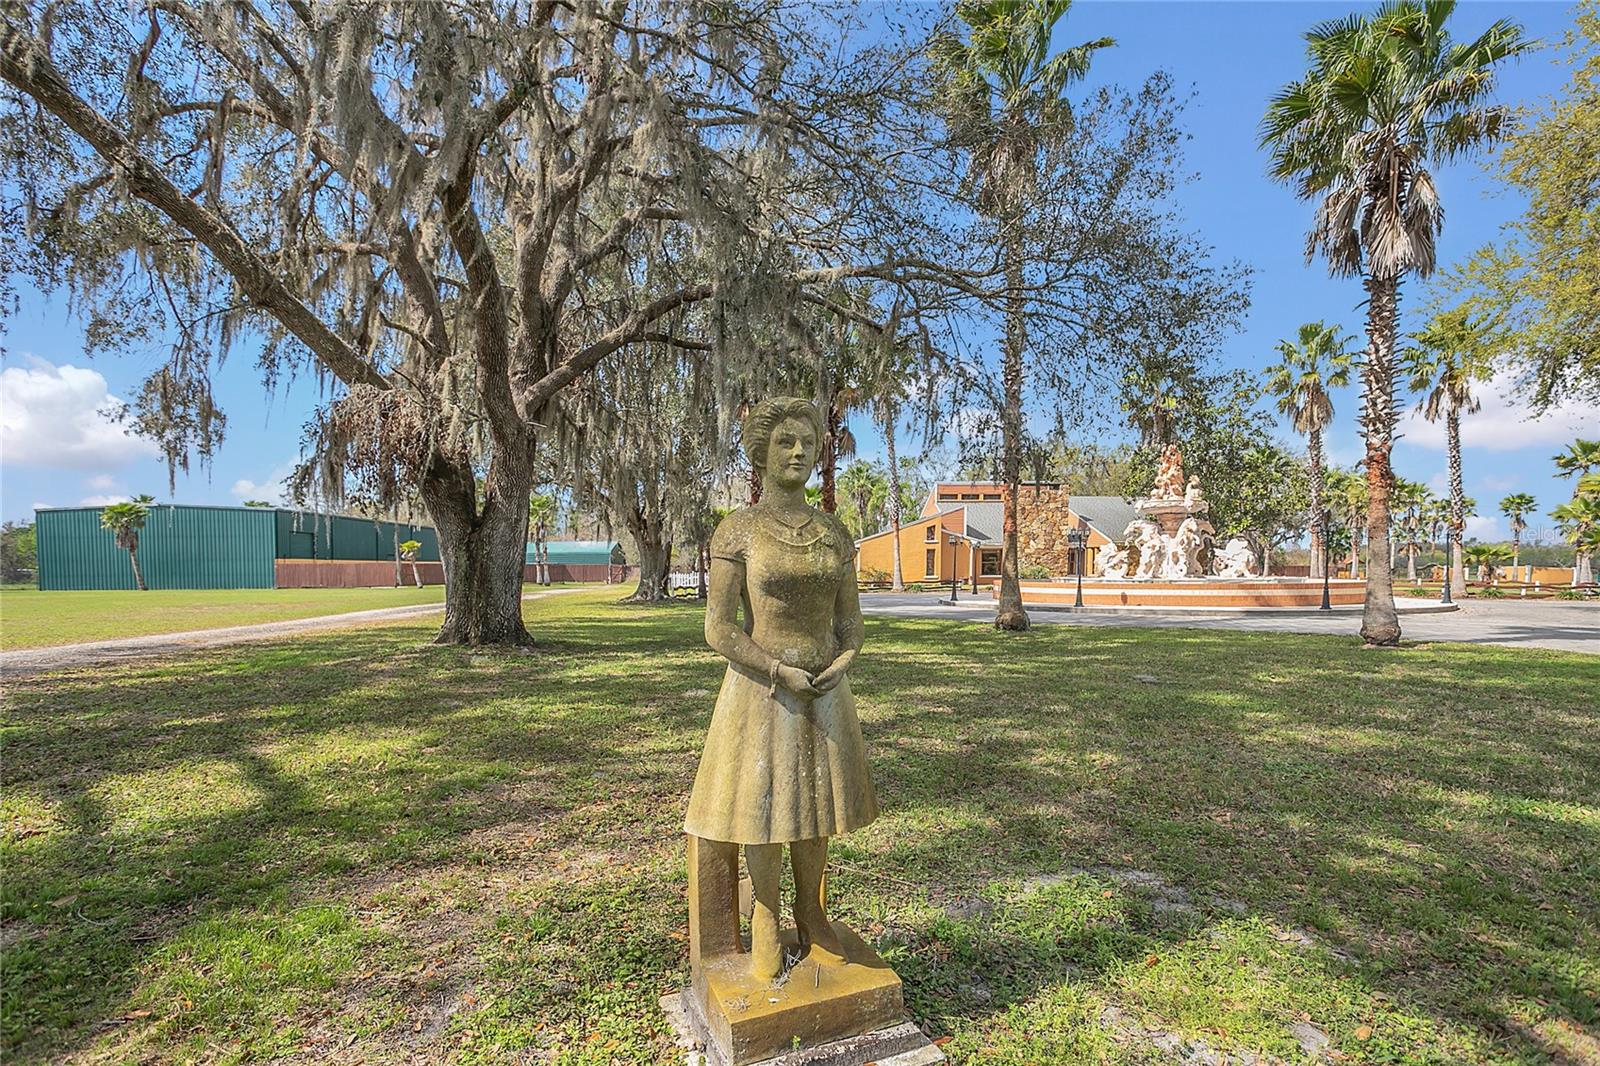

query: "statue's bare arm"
left=813, top=565, right=863, bottom=693
left=705, top=557, right=820, bottom=697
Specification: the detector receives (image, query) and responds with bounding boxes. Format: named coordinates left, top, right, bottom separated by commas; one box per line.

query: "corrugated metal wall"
left=36, top=506, right=277, bottom=590
left=37, top=506, right=444, bottom=589
left=275, top=511, right=441, bottom=562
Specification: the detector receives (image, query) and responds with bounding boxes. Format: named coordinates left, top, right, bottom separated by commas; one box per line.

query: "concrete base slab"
left=662, top=993, right=944, bottom=1066
left=1018, top=602, right=1461, bottom=616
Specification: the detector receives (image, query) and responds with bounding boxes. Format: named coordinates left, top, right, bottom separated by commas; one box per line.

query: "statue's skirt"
left=684, top=664, right=878, bottom=845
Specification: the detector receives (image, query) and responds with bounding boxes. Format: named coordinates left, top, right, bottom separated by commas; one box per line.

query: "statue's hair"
left=741, top=397, right=825, bottom=474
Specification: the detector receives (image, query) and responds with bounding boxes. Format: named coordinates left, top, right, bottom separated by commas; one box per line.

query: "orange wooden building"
left=852, top=481, right=1138, bottom=587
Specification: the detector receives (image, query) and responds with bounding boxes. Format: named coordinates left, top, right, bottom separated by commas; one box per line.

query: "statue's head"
left=742, top=397, right=824, bottom=490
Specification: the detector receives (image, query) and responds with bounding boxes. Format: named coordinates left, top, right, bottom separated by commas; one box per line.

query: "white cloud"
left=0, top=358, right=159, bottom=469
left=85, top=473, right=119, bottom=491
left=1399, top=370, right=1594, bottom=453
left=1464, top=514, right=1501, bottom=540
left=230, top=458, right=298, bottom=505
left=78, top=493, right=133, bottom=507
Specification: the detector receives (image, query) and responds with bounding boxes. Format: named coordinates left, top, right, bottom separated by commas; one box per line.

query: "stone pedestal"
left=679, top=836, right=916, bottom=1066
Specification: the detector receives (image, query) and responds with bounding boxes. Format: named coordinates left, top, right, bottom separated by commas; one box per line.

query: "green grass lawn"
left=0, top=586, right=459, bottom=650
left=2, top=590, right=1596, bottom=1064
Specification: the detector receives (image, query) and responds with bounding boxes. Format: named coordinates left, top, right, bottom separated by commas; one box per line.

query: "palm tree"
left=527, top=493, right=556, bottom=587
left=858, top=321, right=919, bottom=592
left=836, top=460, right=889, bottom=541
left=1499, top=493, right=1536, bottom=575
left=1392, top=478, right=1430, bottom=582
left=932, top=0, right=1113, bottom=631
left=1325, top=468, right=1367, bottom=577
left=100, top=496, right=154, bottom=590
left=1552, top=443, right=1600, bottom=585
left=1463, top=543, right=1503, bottom=585
left=1421, top=495, right=1449, bottom=573
left=1404, top=307, right=1493, bottom=599
left=1551, top=495, right=1599, bottom=585
left=1263, top=321, right=1357, bottom=578
left=1262, top=1, right=1529, bottom=644
left=1553, top=438, right=1600, bottom=479
left=398, top=539, right=424, bottom=588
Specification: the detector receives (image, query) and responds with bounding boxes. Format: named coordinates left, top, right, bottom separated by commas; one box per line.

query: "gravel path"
left=860, top=593, right=1600, bottom=655
left=0, top=588, right=586, bottom=678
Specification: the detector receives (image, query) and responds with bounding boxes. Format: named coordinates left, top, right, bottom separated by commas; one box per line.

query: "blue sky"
left=2, top=1, right=1591, bottom=544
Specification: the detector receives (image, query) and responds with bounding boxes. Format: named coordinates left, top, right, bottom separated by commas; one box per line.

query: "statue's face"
left=765, top=416, right=819, bottom=490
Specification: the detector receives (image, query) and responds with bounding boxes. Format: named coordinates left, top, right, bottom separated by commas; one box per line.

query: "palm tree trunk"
left=995, top=224, right=1029, bottom=631
left=1406, top=542, right=1417, bottom=582
left=1447, top=407, right=1466, bottom=598
left=127, top=545, right=147, bottom=592
left=1511, top=529, right=1520, bottom=574
left=1309, top=426, right=1325, bottom=579
left=883, top=406, right=905, bottom=592
left=820, top=394, right=842, bottom=514
left=1359, top=273, right=1401, bottom=645
left=394, top=529, right=402, bottom=587
left=1349, top=510, right=1361, bottom=579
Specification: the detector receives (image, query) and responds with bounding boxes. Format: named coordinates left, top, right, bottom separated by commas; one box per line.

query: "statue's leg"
left=790, top=837, right=847, bottom=965
left=745, top=843, right=784, bottom=980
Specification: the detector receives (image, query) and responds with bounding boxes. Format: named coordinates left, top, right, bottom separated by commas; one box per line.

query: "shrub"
left=1406, top=587, right=1433, bottom=597
left=1556, top=588, right=1587, bottom=600
left=1020, top=564, right=1052, bottom=580
left=1477, top=586, right=1506, bottom=599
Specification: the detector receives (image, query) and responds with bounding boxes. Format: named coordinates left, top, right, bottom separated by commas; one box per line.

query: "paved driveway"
left=860, top=593, right=1600, bottom=655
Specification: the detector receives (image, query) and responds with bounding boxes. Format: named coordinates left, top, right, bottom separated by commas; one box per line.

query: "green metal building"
left=35, top=505, right=441, bottom=590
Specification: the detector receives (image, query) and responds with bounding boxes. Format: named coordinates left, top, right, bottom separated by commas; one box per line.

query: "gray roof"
left=935, top=494, right=1138, bottom=542
left=1070, top=496, right=1139, bottom=539
left=933, top=500, right=1004, bottom=542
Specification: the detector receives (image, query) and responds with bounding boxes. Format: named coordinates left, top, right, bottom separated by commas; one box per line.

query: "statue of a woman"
left=684, top=397, right=878, bottom=981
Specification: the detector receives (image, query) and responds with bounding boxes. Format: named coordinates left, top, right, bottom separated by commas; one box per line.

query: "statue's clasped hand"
left=768, top=653, right=852, bottom=700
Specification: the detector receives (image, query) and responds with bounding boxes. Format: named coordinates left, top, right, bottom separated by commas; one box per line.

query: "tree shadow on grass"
left=848, top=619, right=1600, bottom=1060
left=1, top=610, right=719, bottom=1062
left=3, top=606, right=1597, bottom=1063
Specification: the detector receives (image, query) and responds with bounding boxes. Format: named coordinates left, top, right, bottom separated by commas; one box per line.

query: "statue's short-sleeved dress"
left=683, top=506, right=879, bottom=845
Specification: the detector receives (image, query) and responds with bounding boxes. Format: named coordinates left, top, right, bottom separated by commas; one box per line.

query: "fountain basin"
left=1005, top=577, right=1368, bottom=610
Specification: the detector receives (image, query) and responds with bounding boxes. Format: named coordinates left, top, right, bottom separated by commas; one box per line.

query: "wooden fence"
left=274, top=560, right=636, bottom=588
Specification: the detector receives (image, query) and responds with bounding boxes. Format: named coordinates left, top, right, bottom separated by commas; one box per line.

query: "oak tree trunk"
left=1359, top=273, right=1401, bottom=646
left=630, top=535, right=673, bottom=602
left=422, top=452, right=533, bottom=647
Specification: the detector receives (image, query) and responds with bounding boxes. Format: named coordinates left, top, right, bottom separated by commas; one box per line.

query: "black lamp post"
left=1440, top=546, right=1454, bottom=605
left=1067, top=527, right=1089, bottom=608
left=1320, top=508, right=1332, bottom=612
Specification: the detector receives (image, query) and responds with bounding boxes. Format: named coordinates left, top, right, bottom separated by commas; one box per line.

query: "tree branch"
left=0, top=21, right=387, bottom=390
left=524, top=283, right=715, bottom=412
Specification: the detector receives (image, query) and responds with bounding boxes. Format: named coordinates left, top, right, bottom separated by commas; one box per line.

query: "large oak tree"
left=1, top=0, right=971, bottom=644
